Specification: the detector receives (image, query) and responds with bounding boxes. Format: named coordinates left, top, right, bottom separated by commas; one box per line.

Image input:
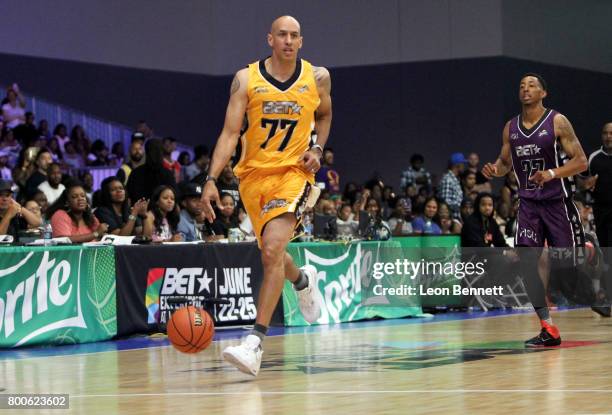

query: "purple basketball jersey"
left=509, top=109, right=573, bottom=200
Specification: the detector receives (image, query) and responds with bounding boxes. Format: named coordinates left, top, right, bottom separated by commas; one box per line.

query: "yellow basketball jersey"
left=233, top=58, right=320, bottom=179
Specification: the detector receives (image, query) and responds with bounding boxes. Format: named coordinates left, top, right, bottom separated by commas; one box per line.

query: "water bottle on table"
left=43, top=221, right=53, bottom=246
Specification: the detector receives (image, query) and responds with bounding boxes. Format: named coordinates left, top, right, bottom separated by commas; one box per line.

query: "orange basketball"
left=167, top=306, right=215, bottom=353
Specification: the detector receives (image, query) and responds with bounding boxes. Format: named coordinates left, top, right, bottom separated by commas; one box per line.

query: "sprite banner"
left=283, top=237, right=460, bottom=326
left=0, top=246, right=117, bottom=348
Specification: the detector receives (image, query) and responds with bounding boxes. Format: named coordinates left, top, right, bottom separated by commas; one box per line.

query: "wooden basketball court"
left=2, top=308, right=611, bottom=414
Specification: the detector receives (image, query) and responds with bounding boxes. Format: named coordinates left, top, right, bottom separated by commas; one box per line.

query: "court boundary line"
left=70, top=389, right=612, bottom=399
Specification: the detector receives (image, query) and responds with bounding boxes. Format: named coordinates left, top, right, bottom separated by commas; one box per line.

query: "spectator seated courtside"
left=46, top=181, right=109, bottom=243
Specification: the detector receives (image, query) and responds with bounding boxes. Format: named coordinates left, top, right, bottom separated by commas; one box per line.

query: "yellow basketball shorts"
left=239, top=167, right=314, bottom=246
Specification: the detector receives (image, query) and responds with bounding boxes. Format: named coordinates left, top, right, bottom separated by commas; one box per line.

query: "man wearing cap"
left=0, top=179, right=42, bottom=241
left=177, top=182, right=205, bottom=242
left=437, top=152, right=467, bottom=219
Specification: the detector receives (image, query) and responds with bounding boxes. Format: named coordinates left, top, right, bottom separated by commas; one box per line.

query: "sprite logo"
left=303, top=244, right=363, bottom=324
left=0, top=250, right=85, bottom=347
left=283, top=241, right=426, bottom=326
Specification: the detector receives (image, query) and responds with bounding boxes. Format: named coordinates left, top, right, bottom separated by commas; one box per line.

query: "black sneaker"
left=591, top=305, right=612, bottom=317
left=525, top=328, right=561, bottom=347
left=591, top=291, right=611, bottom=317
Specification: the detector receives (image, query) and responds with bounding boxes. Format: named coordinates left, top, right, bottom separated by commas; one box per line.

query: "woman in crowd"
left=110, top=142, right=125, bottom=166
left=143, top=185, right=181, bottom=242
left=212, top=192, right=241, bottom=238
left=70, top=124, right=91, bottom=156
left=438, top=201, right=462, bottom=234
left=38, top=119, right=51, bottom=140
left=461, top=193, right=508, bottom=247
left=63, top=141, right=84, bottom=170
left=0, top=126, right=22, bottom=167
left=47, top=137, right=63, bottom=162
left=53, top=123, right=70, bottom=154
left=23, top=199, right=43, bottom=230
left=411, top=197, right=442, bottom=235
left=2, top=85, right=26, bottom=128
left=46, top=182, right=109, bottom=243
left=94, top=176, right=149, bottom=237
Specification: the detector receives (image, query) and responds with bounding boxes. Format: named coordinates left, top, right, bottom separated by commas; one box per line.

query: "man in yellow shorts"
left=201, top=15, right=332, bottom=376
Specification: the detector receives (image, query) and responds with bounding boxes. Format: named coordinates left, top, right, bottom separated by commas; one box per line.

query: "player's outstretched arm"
left=201, top=69, right=248, bottom=222
left=482, top=121, right=512, bottom=179
left=529, top=114, right=588, bottom=185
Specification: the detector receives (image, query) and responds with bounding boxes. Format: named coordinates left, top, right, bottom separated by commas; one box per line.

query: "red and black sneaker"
left=525, top=321, right=561, bottom=347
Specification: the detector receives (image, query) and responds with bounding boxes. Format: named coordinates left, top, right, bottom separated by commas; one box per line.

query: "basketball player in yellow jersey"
left=201, top=15, right=332, bottom=376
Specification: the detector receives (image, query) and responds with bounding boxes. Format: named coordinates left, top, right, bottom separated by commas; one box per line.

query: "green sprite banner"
left=284, top=237, right=462, bottom=326
left=0, top=246, right=116, bottom=348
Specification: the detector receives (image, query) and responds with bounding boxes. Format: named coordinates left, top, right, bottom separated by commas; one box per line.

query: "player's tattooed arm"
left=554, top=114, right=588, bottom=177
left=230, top=75, right=240, bottom=95
left=313, top=66, right=331, bottom=95
left=313, top=66, right=332, bottom=150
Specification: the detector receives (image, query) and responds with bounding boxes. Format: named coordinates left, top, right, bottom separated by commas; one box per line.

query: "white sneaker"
left=297, top=264, right=321, bottom=323
left=222, top=334, right=263, bottom=376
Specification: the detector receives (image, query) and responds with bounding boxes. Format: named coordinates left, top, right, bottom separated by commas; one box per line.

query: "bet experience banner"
left=115, top=243, right=267, bottom=336
left=0, top=246, right=117, bottom=348
left=283, top=237, right=460, bottom=326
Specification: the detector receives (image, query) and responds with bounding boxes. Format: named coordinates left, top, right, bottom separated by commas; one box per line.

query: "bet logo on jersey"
left=262, top=101, right=302, bottom=115
left=515, top=144, right=542, bottom=157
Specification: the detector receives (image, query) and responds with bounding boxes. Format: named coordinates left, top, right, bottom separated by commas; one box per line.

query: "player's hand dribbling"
left=301, top=149, right=321, bottom=174
left=201, top=181, right=221, bottom=223
left=481, top=163, right=498, bottom=179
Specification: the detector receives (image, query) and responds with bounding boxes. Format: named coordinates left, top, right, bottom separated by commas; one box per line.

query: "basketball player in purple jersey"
left=483, top=73, right=588, bottom=346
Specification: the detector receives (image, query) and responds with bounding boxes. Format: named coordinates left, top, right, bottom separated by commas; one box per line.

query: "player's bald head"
left=270, top=15, right=301, bottom=34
